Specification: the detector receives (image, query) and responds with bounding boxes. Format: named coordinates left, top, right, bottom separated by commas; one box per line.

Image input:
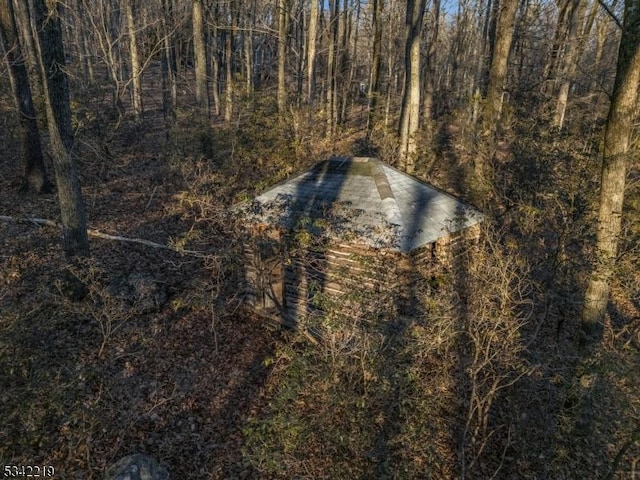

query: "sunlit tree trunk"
left=553, top=0, right=596, bottom=129
left=398, top=0, right=427, bottom=173
left=366, top=0, right=382, bottom=137
left=0, top=0, right=51, bottom=193
left=209, top=0, right=221, bottom=116
left=423, top=0, right=440, bottom=124
left=193, top=0, right=209, bottom=117
left=326, top=0, right=339, bottom=137
left=582, top=0, right=640, bottom=337
left=277, top=0, right=288, bottom=113
left=243, top=1, right=255, bottom=95
left=485, top=0, right=518, bottom=128
left=124, top=0, right=142, bottom=120
left=307, top=0, right=318, bottom=104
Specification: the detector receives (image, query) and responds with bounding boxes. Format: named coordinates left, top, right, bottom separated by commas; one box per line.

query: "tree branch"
left=0, top=215, right=208, bottom=257
left=597, top=0, right=623, bottom=31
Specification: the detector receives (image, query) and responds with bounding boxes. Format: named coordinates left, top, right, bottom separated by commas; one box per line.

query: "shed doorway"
left=254, top=231, right=284, bottom=314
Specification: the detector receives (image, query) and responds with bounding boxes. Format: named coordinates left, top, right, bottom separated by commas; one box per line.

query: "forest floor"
left=1, top=80, right=639, bottom=479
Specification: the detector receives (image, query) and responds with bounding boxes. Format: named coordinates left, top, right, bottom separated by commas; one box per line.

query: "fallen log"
left=0, top=215, right=208, bottom=257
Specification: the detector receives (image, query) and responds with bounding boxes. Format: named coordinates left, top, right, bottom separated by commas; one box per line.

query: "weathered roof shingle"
left=239, top=156, right=483, bottom=252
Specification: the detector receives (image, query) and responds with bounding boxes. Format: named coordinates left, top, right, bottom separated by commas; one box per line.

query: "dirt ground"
left=0, top=90, right=288, bottom=478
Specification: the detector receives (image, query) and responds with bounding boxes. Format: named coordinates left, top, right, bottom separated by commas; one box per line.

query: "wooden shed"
left=235, top=156, right=483, bottom=326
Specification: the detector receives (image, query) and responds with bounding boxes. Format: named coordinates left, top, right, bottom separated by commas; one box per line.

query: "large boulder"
left=104, top=454, right=169, bottom=480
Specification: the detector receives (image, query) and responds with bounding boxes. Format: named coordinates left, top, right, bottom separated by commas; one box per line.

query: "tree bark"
left=307, top=0, right=318, bottom=104
left=423, top=0, right=440, bottom=123
left=277, top=0, right=288, bottom=113
left=0, top=0, right=51, bottom=193
left=30, top=0, right=89, bottom=257
left=224, top=0, right=237, bottom=122
left=124, top=0, right=142, bottom=120
left=10, top=0, right=43, bottom=104
left=366, top=0, right=382, bottom=137
left=398, top=0, right=427, bottom=173
left=485, top=0, right=519, bottom=128
left=582, top=0, right=640, bottom=337
left=192, top=0, right=209, bottom=117
left=160, top=0, right=177, bottom=119
left=552, top=0, right=596, bottom=129
left=325, top=0, right=339, bottom=137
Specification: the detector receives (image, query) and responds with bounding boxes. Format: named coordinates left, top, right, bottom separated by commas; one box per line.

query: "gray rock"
left=104, top=454, right=169, bottom=480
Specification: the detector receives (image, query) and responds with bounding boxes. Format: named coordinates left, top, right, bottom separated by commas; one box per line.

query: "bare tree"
left=582, top=0, right=640, bottom=337
left=192, top=0, right=208, bottom=116
left=485, top=0, right=519, bottom=129
left=307, top=0, right=319, bottom=104
left=277, top=0, right=288, bottom=113
left=398, top=0, right=427, bottom=173
left=29, top=0, right=89, bottom=257
left=124, top=0, right=142, bottom=120
left=552, top=0, right=597, bottom=129
left=0, top=0, right=51, bottom=193
left=365, top=0, right=383, bottom=137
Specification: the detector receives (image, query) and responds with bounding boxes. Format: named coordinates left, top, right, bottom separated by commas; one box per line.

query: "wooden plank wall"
left=241, top=223, right=482, bottom=324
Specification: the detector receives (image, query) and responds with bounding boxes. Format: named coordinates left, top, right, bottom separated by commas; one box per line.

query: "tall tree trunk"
left=10, top=0, right=44, bottom=105
left=224, top=0, right=237, bottom=122
left=552, top=0, right=596, bottom=129
left=161, top=0, right=177, bottom=119
left=124, top=0, right=142, bottom=120
left=543, top=0, right=573, bottom=95
left=210, top=3, right=220, bottom=116
left=325, top=0, right=339, bottom=137
left=192, top=0, right=209, bottom=116
left=366, top=0, right=382, bottom=137
left=582, top=0, right=640, bottom=337
left=243, top=1, right=255, bottom=95
left=485, top=0, right=519, bottom=129
left=398, top=0, right=427, bottom=173
left=277, top=0, right=288, bottom=113
left=0, top=0, right=51, bottom=193
left=423, top=0, right=440, bottom=123
left=472, top=0, right=495, bottom=125
left=30, top=0, right=89, bottom=257
left=307, top=0, right=318, bottom=104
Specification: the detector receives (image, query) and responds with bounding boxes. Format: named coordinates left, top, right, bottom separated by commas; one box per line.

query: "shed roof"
left=239, top=156, right=483, bottom=252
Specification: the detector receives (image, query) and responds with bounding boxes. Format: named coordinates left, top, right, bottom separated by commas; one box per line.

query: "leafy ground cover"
left=1, top=87, right=638, bottom=479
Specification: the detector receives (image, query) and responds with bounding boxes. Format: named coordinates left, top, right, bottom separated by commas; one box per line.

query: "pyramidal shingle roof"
left=240, top=156, right=483, bottom=252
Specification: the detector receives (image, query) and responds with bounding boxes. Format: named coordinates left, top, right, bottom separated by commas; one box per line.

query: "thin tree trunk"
left=244, top=1, right=255, bottom=95
left=423, top=0, right=440, bottom=123
left=193, top=0, right=209, bottom=117
left=325, top=0, right=339, bottom=137
left=553, top=0, right=595, bottom=129
left=210, top=6, right=220, bottom=116
left=307, top=0, right=318, bottom=104
left=224, top=0, right=237, bottom=122
left=366, top=0, right=382, bottom=137
left=582, top=0, right=640, bottom=337
left=161, top=0, right=177, bottom=119
left=398, top=0, right=427, bottom=173
left=30, top=0, right=89, bottom=257
left=124, top=0, right=142, bottom=120
left=277, top=0, right=288, bottom=113
left=543, top=0, right=573, bottom=95
left=0, top=0, right=51, bottom=193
